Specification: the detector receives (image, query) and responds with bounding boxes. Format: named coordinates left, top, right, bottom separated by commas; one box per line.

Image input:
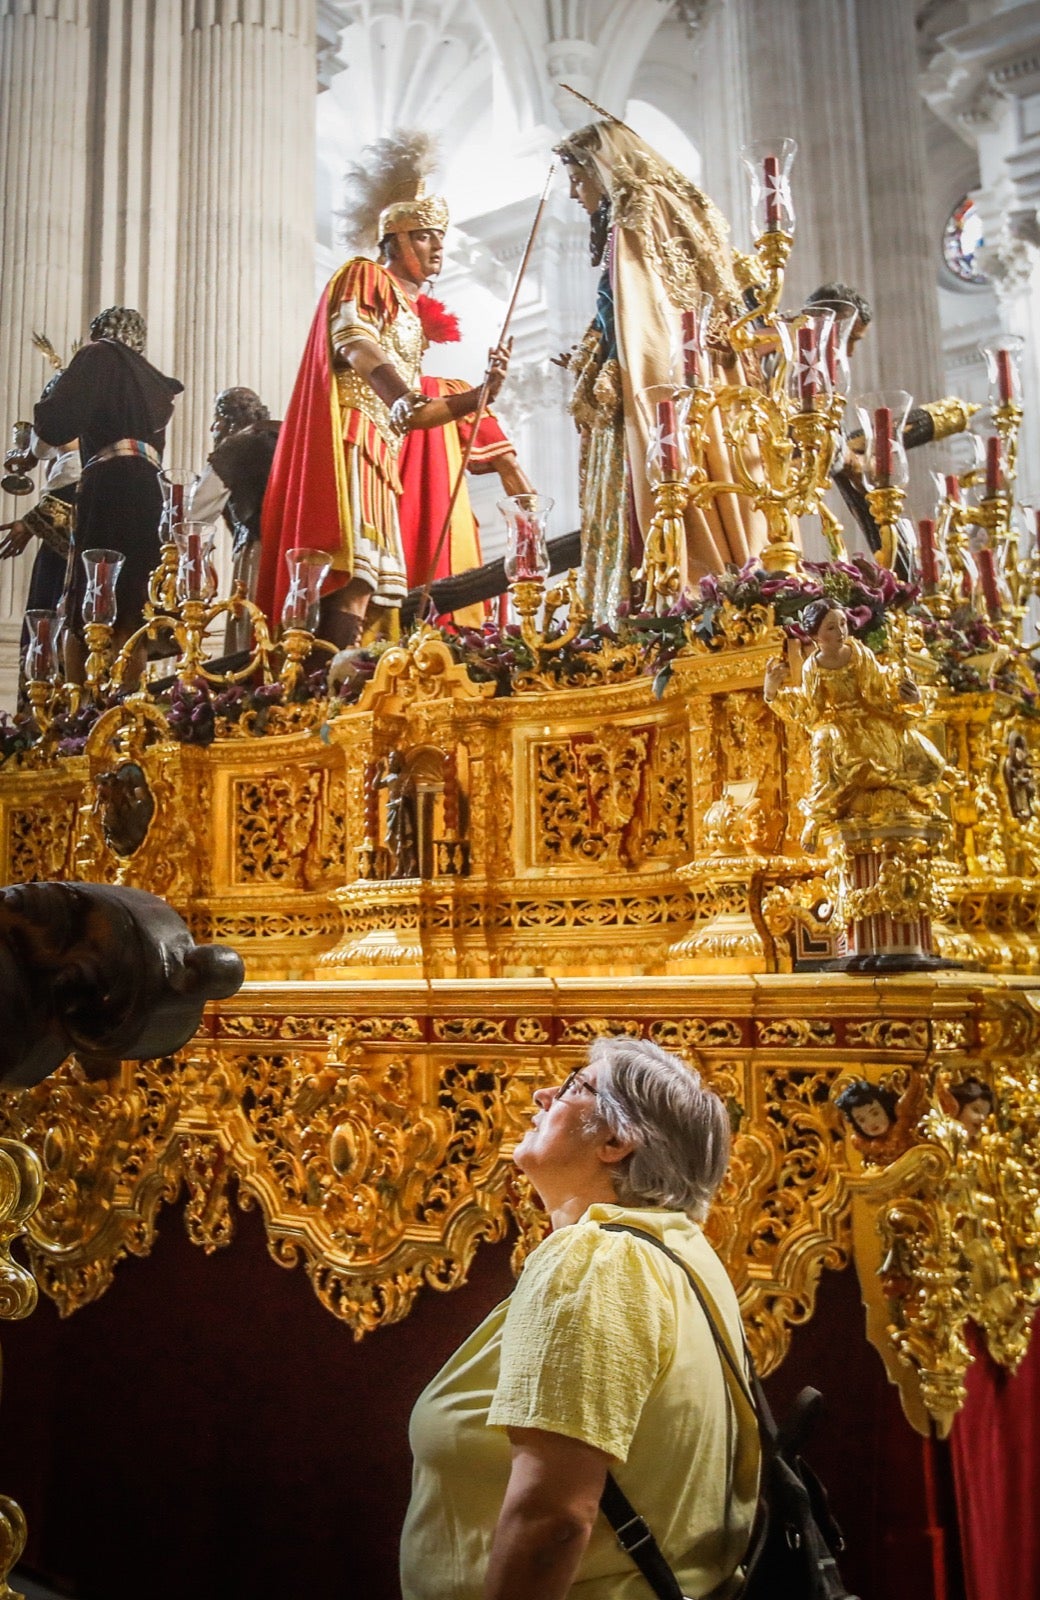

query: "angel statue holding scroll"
left=764, top=600, right=946, bottom=853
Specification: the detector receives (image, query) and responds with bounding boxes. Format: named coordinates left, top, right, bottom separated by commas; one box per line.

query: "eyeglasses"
left=554, top=1067, right=599, bottom=1102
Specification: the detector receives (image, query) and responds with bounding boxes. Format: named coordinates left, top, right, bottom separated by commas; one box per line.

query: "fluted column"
left=173, top=0, right=317, bottom=468
left=0, top=0, right=92, bottom=698
left=84, top=0, right=183, bottom=367
left=687, top=1, right=748, bottom=247
left=854, top=0, right=945, bottom=407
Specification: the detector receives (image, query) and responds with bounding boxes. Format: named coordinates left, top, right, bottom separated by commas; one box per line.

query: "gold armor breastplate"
left=335, top=283, right=425, bottom=455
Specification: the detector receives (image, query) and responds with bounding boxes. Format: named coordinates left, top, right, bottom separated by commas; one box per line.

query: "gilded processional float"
left=2, top=131, right=1040, bottom=1450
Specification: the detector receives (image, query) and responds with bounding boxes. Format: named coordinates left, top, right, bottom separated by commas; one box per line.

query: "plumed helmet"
left=340, top=129, right=448, bottom=253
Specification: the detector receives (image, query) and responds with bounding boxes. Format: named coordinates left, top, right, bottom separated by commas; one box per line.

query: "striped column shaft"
left=0, top=1, right=91, bottom=704
left=172, top=0, right=316, bottom=470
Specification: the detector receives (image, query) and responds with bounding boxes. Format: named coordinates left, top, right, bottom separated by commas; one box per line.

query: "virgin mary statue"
left=556, top=118, right=767, bottom=625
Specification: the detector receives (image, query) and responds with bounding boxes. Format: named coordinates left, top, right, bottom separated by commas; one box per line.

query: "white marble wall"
left=0, top=0, right=317, bottom=710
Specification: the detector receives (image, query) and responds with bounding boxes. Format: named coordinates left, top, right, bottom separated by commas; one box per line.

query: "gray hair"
left=585, top=1036, right=731, bottom=1221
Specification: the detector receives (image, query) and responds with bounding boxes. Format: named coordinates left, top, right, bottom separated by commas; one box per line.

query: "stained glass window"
left=943, top=195, right=989, bottom=286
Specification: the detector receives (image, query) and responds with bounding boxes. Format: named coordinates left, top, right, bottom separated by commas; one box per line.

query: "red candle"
left=186, top=529, right=203, bottom=596
left=797, top=326, right=820, bottom=410
left=515, top=513, right=538, bottom=579
left=945, top=473, right=962, bottom=505
left=763, top=154, right=780, bottom=228
left=917, top=518, right=938, bottom=591
left=171, top=483, right=184, bottom=528
left=873, top=407, right=893, bottom=484
left=825, top=322, right=839, bottom=387
left=996, top=348, right=1014, bottom=404
left=985, top=434, right=1003, bottom=496
left=28, top=615, right=53, bottom=681
left=977, top=546, right=1001, bottom=617
left=655, top=397, right=680, bottom=478
left=680, top=309, right=702, bottom=386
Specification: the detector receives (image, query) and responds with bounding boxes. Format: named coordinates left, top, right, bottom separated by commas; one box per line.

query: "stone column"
left=854, top=0, right=945, bottom=408
left=172, top=0, right=317, bottom=468
left=0, top=0, right=92, bottom=707
left=83, top=0, right=184, bottom=367
left=450, top=194, right=587, bottom=558
left=688, top=0, right=749, bottom=241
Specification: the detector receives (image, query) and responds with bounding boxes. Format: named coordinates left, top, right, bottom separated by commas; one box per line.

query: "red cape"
left=256, top=266, right=349, bottom=624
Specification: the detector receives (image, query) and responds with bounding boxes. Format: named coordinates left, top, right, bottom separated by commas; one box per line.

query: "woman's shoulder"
left=519, top=1209, right=685, bottom=1298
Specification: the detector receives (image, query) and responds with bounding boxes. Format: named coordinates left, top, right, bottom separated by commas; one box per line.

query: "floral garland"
left=0, top=559, right=1034, bottom=766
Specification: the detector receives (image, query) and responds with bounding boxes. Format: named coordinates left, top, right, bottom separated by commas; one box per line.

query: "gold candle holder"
left=26, top=679, right=53, bottom=733
left=993, top=399, right=1023, bottom=482
left=636, top=480, right=687, bottom=611
left=278, top=627, right=336, bottom=694
left=730, top=229, right=794, bottom=345
left=865, top=484, right=907, bottom=572
left=82, top=621, right=114, bottom=698
left=148, top=541, right=181, bottom=613
left=511, top=573, right=587, bottom=656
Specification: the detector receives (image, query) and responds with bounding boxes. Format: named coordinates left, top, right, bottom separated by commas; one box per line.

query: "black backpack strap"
left=599, top=1222, right=764, bottom=1425
left=597, top=1222, right=768, bottom=1595
left=599, top=1472, right=685, bottom=1600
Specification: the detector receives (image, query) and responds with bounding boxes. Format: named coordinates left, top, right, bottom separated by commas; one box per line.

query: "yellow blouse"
left=400, top=1203, right=759, bottom=1600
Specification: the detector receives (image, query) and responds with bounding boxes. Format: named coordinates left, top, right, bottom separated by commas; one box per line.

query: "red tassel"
left=415, top=294, right=461, bottom=344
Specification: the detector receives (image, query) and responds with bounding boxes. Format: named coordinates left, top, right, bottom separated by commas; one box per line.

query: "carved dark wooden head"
left=0, top=882, right=244, bottom=1088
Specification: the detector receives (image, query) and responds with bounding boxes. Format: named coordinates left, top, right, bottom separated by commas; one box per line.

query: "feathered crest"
left=340, top=130, right=440, bottom=253
left=415, top=294, right=460, bottom=344
left=31, top=330, right=66, bottom=371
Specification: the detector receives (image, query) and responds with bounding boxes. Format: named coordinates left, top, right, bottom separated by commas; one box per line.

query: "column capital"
left=547, top=39, right=600, bottom=129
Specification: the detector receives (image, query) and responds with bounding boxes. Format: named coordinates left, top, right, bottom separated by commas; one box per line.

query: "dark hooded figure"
left=33, top=306, right=183, bottom=680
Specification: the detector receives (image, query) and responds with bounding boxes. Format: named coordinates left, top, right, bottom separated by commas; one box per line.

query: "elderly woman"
left=400, top=1036, right=760, bottom=1600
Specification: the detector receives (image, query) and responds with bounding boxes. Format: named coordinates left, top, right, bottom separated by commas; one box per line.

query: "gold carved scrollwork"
left=233, top=768, right=326, bottom=886
left=0, top=1059, right=180, bottom=1315
left=534, top=724, right=686, bottom=870
left=756, top=1019, right=836, bottom=1048
left=718, top=1066, right=850, bottom=1374
left=845, top=993, right=1040, bottom=1434
left=8, top=796, right=78, bottom=883
left=649, top=1018, right=744, bottom=1050
left=0, top=1139, right=43, bottom=1321
left=7, top=1039, right=536, bottom=1339
left=845, top=1019, right=929, bottom=1052
left=559, top=1018, right=643, bottom=1044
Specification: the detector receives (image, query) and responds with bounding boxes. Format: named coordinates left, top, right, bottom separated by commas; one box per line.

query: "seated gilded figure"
left=763, top=600, right=945, bottom=853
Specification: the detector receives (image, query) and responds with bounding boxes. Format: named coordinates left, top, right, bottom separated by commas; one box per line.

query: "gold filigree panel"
left=530, top=720, right=686, bottom=871
left=8, top=795, right=79, bottom=883
left=232, top=765, right=343, bottom=888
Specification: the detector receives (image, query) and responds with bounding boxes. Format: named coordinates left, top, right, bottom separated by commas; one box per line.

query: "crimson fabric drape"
left=950, top=1314, right=1040, bottom=1600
